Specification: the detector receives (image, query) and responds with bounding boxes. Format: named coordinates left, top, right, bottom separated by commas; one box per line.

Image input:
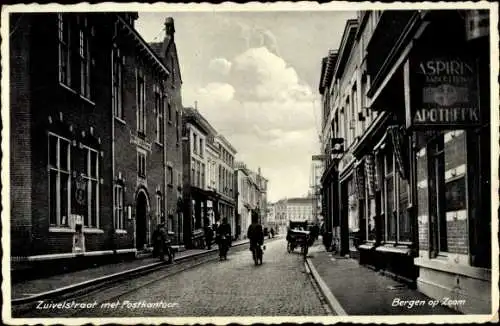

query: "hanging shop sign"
left=410, top=55, right=481, bottom=128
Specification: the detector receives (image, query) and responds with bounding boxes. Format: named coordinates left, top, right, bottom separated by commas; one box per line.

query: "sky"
left=136, top=10, right=356, bottom=202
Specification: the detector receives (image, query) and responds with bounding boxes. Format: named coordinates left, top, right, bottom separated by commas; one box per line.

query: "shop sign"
left=411, top=55, right=481, bottom=128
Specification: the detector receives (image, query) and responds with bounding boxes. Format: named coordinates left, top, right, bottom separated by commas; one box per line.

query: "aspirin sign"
left=411, top=56, right=480, bottom=128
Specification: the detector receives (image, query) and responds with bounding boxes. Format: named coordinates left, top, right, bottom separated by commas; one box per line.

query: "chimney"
left=165, top=17, right=175, bottom=36
left=258, top=167, right=261, bottom=175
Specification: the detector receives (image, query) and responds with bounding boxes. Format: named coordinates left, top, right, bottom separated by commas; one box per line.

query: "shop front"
left=406, top=11, right=491, bottom=314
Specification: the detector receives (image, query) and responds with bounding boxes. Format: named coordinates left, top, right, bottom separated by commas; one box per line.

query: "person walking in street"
left=247, top=214, right=264, bottom=265
left=216, top=217, right=231, bottom=260
left=270, top=228, right=275, bottom=238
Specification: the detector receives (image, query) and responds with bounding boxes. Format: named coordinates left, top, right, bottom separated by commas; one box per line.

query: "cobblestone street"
left=30, top=238, right=330, bottom=317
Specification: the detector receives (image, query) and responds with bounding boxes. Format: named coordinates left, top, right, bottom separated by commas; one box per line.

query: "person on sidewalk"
left=204, top=219, right=214, bottom=250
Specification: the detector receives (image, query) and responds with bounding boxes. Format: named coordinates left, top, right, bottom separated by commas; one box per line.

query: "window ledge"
left=114, top=116, right=126, bottom=125
left=375, top=244, right=412, bottom=256
left=49, top=227, right=74, bottom=233
left=84, top=228, right=104, bottom=234
left=80, top=94, right=96, bottom=106
left=115, top=229, right=127, bottom=234
left=414, top=257, right=491, bottom=282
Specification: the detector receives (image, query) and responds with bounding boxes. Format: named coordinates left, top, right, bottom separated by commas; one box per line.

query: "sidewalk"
left=11, top=238, right=250, bottom=301
left=306, top=243, right=461, bottom=315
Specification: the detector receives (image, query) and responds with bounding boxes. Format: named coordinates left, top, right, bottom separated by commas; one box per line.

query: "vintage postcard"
left=1, top=1, right=499, bottom=325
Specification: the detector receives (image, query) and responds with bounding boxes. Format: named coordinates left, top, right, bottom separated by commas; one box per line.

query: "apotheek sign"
left=411, top=55, right=480, bottom=128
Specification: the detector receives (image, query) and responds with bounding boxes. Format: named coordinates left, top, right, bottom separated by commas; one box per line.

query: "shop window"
left=385, top=148, right=396, bottom=242
left=429, top=132, right=468, bottom=256
left=48, top=133, right=71, bottom=226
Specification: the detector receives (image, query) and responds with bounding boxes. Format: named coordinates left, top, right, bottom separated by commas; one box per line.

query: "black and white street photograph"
left=1, top=2, right=499, bottom=324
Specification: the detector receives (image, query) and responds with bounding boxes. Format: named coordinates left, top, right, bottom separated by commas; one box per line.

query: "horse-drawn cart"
left=286, top=221, right=312, bottom=258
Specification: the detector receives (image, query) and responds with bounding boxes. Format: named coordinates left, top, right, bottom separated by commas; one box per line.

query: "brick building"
left=10, top=12, right=118, bottom=259
left=9, top=12, right=185, bottom=265
left=149, top=17, right=184, bottom=245
left=319, top=10, right=492, bottom=313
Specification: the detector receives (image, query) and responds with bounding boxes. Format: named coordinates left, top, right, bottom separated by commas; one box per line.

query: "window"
left=114, top=184, right=124, bottom=230
left=429, top=131, right=467, bottom=255
left=58, top=14, right=71, bottom=86
left=112, top=46, right=123, bottom=119
left=48, top=133, right=71, bottom=226
left=176, top=111, right=180, bottom=143
left=193, top=133, right=198, bottom=154
left=156, top=193, right=163, bottom=223
left=78, top=17, right=92, bottom=99
left=136, top=67, right=146, bottom=135
left=168, top=103, right=172, bottom=122
left=191, top=159, right=195, bottom=184
left=155, top=83, right=164, bottom=144
left=201, top=163, right=205, bottom=189
left=196, top=161, right=201, bottom=187
left=83, top=146, right=99, bottom=228
left=168, top=166, right=173, bottom=186
left=199, top=138, right=203, bottom=158
left=384, top=148, right=396, bottom=241
left=137, top=150, right=146, bottom=178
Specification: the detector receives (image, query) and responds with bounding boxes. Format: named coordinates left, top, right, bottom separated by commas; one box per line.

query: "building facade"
left=10, top=12, right=122, bottom=259
left=215, top=135, right=237, bottom=237
left=273, top=199, right=289, bottom=234
left=286, top=197, right=314, bottom=222
left=149, top=18, right=184, bottom=245
left=311, top=157, right=325, bottom=224
left=182, top=107, right=217, bottom=248
left=319, top=10, right=492, bottom=313
left=235, top=163, right=267, bottom=238
left=112, top=14, right=176, bottom=251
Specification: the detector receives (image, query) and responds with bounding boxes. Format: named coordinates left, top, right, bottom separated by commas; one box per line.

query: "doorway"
left=136, top=191, right=148, bottom=250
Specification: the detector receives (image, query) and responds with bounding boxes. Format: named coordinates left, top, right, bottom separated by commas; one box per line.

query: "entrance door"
left=136, top=192, right=148, bottom=250
left=340, top=180, right=349, bottom=256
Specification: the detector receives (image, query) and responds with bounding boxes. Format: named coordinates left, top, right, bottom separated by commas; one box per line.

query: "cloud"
left=198, top=82, right=235, bottom=103
left=229, top=47, right=313, bottom=102
left=208, top=58, right=232, bottom=76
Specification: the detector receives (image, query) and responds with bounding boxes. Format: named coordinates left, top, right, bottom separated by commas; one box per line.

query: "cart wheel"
left=303, top=244, right=309, bottom=259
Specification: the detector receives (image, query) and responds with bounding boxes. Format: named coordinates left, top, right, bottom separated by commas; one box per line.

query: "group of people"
left=203, top=218, right=231, bottom=250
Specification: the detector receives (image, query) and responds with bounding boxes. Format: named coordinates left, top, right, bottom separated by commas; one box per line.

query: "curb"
left=305, top=256, right=348, bottom=316
left=11, top=240, right=253, bottom=306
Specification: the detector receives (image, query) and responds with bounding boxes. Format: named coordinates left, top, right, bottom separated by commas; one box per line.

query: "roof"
left=332, top=19, right=359, bottom=81
left=215, top=134, right=237, bottom=155
left=319, top=50, right=338, bottom=95
left=117, top=15, right=169, bottom=78
left=286, top=197, right=314, bottom=204
left=183, top=107, right=217, bottom=136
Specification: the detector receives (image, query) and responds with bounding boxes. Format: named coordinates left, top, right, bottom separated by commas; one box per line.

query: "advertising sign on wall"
left=410, top=55, right=481, bottom=128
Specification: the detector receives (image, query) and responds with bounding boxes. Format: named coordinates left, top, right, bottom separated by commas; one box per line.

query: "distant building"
left=235, top=163, right=268, bottom=238
left=286, top=197, right=314, bottom=223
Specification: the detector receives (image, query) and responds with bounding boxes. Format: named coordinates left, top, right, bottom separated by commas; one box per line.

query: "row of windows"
left=192, top=133, right=204, bottom=157
left=57, top=14, right=93, bottom=100
left=219, top=145, right=234, bottom=168
left=191, top=158, right=206, bottom=189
